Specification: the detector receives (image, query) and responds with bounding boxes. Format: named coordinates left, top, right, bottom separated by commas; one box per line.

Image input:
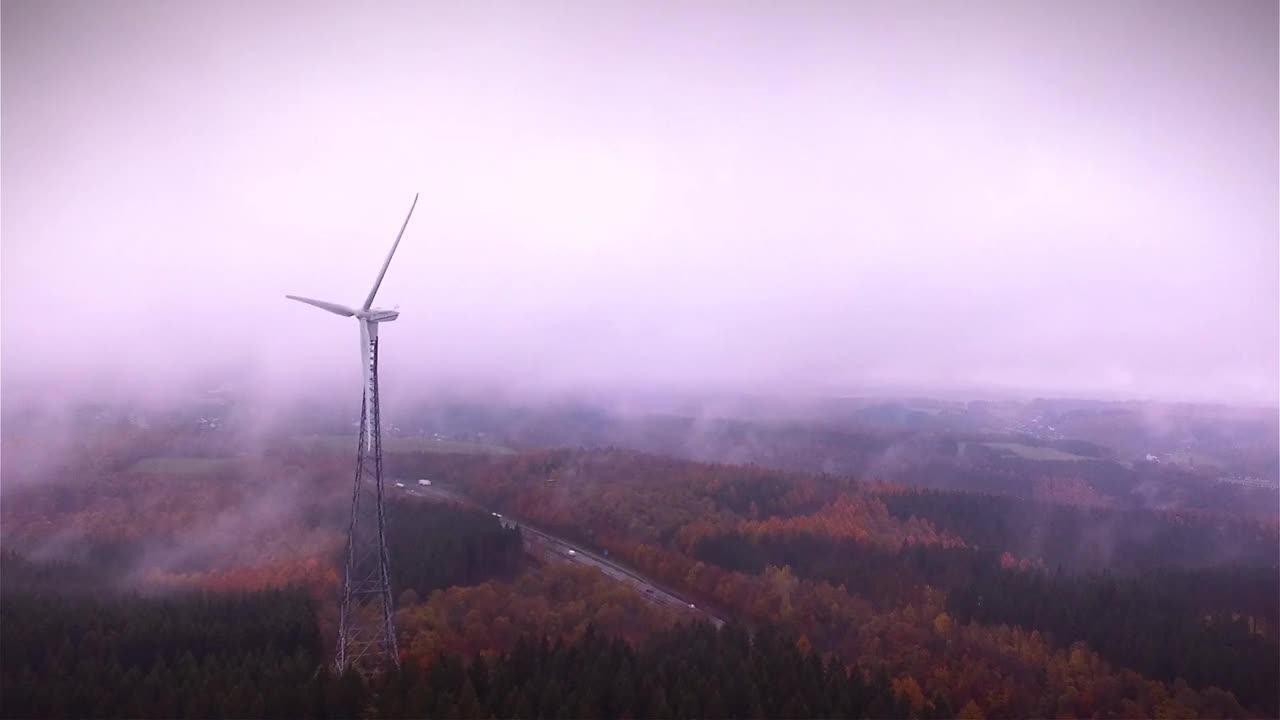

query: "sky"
left=2, top=0, right=1277, bottom=407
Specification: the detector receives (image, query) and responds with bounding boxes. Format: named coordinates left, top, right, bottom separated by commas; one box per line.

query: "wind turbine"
left=286, top=193, right=418, bottom=676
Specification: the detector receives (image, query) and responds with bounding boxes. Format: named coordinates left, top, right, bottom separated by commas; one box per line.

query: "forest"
left=2, top=429, right=1277, bottom=718
left=385, top=503, right=524, bottom=598
left=387, top=400, right=1278, bottom=517
left=0, top=560, right=929, bottom=720
left=0, top=554, right=330, bottom=719
left=396, top=447, right=1278, bottom=717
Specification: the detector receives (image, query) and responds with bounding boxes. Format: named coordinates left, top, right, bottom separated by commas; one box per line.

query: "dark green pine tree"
left=456, top=677, right=483, bottom=719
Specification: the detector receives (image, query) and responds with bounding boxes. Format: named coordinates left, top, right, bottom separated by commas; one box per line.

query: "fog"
left=3, top=0, right=1277, bottom=407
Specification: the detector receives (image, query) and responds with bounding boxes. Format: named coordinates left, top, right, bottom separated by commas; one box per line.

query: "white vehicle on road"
left=568, top=549, right=577, bottom=556
left=394, top=482, right=405, bottom=488
left=418, top=479, right=431, bottom=486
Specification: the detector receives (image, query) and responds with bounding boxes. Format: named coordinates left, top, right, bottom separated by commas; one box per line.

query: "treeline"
left=948, top=565, right=1280, bottom=716
left=386, top=401, right=1275, bottom=514
left=881, top=488, right=1279, bottom=571
left=0, top=569, right=932, bottom=719
left=0, top=584, right=330, bottom=719
left=393, top=448, right=1276, bottom=576
left=384, top=501, right=523, bottom=599
left=691, top=527, right=1278, bottom=715
left=889, top=445, right=1276, bottom=516
left=373, top=623, right=936, bottom=719
left=0, top=543, right=146, bottom=591
left=694, top=530, right=987, bottom=608
left=397, top=563, right=683, bottom=660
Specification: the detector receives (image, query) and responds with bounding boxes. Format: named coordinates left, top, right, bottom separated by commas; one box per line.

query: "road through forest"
left=395, top=480, right=725, bottom=628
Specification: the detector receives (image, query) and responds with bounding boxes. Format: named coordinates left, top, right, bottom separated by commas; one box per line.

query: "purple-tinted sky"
left=2, top=0, right=1277, bottom=405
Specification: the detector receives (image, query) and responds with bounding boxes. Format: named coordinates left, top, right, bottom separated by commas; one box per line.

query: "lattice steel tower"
left=336, top=331, right=397, bottom=675
left=286, top=194, right=419, bottom=676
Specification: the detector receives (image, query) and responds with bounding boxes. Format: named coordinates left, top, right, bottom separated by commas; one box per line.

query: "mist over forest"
left=2, top=0, right=1277, bottom=718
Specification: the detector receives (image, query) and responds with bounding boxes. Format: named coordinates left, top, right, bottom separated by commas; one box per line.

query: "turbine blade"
left=363, top=193, right=419, bottom=311
left=285, top=295, right=357, bottom=317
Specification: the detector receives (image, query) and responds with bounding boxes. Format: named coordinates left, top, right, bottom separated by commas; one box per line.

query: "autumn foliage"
left=3, top=429, right=1276, bottom=718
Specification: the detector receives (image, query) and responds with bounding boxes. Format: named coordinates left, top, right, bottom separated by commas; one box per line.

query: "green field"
left=1163, top=450, right=1223, bottom=469
left=129, top=456, right=240, bottom=475
left=292, top=434, right=513, bottom=455
left=981, top=442, right=1093, bottom=462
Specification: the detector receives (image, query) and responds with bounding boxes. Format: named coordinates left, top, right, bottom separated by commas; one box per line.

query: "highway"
left=395, top=480, right=724, bottom=627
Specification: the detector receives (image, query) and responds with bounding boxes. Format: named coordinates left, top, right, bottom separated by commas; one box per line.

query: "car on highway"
left=568, top=549, right=577, bottom=556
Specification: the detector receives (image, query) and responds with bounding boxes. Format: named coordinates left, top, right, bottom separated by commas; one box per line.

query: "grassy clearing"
left=292, top=434, right=513, bottom=455
left=982, top=442, right=1093, bottom=462
left=1163, top=450, right=1223, bottom=469
left=129, top=457, right=239, bottom=475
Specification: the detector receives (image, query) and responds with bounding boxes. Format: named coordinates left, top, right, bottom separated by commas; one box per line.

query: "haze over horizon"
left=3, top=0, right=1277, bottom=407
